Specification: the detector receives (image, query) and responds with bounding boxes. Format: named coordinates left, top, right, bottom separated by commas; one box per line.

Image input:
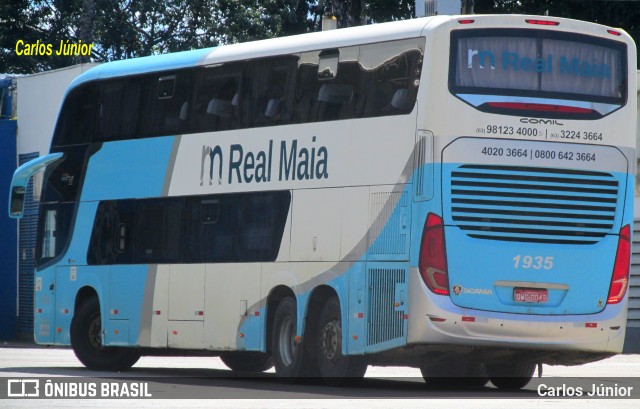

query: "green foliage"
left=0, top=0, right=317, bottom=73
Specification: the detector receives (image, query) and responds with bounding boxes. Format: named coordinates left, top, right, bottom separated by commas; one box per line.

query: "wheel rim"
left=321, top=320, right=339, bottom=362
left=278, top=315, right=296, bottom=366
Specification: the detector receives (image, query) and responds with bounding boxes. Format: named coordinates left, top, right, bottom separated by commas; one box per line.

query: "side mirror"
left=7, top=152, right=64, bottom=219
left=9, top=186, right=25, bottom=217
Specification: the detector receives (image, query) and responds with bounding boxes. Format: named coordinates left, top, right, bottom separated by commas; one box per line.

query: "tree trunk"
left=78, top=0, right=96, bottom=63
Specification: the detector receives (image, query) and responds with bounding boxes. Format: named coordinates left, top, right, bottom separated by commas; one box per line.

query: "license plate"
left=513, top=288, right=548, bottom=303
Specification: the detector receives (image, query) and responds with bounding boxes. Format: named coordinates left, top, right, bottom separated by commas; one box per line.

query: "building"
left=0, top=76, right=17, bottom=340
left=2, top=64, right=96, bottom=340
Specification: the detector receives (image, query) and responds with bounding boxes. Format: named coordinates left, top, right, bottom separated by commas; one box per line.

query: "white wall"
left=16, top=64, right=98, bottom=159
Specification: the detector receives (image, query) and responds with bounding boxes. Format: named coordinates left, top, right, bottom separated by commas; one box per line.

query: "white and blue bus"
left=9, top=15, right=637, bottom=389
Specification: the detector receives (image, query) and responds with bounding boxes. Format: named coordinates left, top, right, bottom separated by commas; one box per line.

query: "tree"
left=0, top=0, right=78, bottom=73
left=0, top=0, right=317, bottom=73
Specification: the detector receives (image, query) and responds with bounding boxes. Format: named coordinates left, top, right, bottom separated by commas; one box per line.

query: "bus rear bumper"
left=407, top=268, right=627, bottom=355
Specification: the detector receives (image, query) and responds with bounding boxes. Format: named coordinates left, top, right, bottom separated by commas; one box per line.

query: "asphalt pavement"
left=0, top=342, right=638, bottom=408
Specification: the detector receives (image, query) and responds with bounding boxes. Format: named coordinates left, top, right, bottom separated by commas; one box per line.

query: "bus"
left=9, top=15, right=636, bottom=389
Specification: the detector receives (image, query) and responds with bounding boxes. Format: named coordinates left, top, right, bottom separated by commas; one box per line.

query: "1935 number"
left=513, top=255, right=554, bottom=270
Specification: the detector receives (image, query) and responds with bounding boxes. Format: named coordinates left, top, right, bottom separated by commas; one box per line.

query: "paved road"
left=0, top=343, right=638, bottom=408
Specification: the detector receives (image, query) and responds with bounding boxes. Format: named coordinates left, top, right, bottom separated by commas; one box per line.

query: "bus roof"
left=69, top=17, right=436, bottom=88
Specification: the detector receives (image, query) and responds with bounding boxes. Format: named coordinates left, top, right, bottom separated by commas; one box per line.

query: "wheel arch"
left=265, top=285, right=296, bottom=354
left=74, top=286, right=99, bottom=313
left=303, top=285, right=339, bottom=358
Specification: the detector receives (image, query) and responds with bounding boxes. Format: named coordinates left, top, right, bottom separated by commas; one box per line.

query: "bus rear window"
left=450, top=29, right=627, bottom=106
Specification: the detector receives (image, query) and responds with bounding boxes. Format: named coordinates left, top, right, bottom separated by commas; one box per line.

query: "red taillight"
left=608, top=224, right=630, bottom=304
left=486, top=102, right=593, bottom=114
left=525, top=19, right=559, bottom=26
left=419, top=213, right=449, bottom=295
left=458, top=19, right=475, bottom=25
left=607, top=30, right=622, bottom=36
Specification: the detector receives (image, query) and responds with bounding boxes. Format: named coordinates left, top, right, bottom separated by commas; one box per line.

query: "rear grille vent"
left=369, top=191, right=409, bottom=256
left=366, top=268, right=406, bottom=346
left=449, top=164, right=618, bottom=245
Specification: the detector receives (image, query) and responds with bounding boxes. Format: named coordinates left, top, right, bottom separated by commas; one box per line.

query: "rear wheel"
left=70, top=296, right=140, bottom=371
left=420, top=361, right=488, bottom=388
left=486, top=362, right=536, bottom=390
left=220, top=352, right=273, bottom=372
left=316, top=296, right=367, bottom=385
left=272, top=297, right=312, bottom=380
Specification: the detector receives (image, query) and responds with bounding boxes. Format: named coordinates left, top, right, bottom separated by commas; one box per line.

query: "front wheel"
left=70, top=296, right=140, bottom=371
left=316, top=296, right=367, bottom=385
left=220, top=352, right=273, bottom=372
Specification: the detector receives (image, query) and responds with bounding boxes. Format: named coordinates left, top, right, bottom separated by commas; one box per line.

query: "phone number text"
left=481, top=147, right=596, bottom=162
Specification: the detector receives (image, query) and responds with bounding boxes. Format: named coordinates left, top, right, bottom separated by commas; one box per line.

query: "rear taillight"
left=419, top=213, right=449, bottom=295
left=608, top=224, right=630, bottom=304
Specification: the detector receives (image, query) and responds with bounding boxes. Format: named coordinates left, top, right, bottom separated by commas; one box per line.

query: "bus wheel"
left=316, top=296, right=367, bottom=385
left=220, top=352, right=273, bottom=372
left=420, top=362, right=488, bottom=388
left=272, top=297, right=308, bottom=380
left=70, top=296, right=140, bottom=371
left=486, top=362, right=536, bottom=390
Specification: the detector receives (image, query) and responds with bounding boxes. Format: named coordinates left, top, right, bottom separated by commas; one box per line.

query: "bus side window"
left=87, top=200, right=135, bottom=265
left=236, top=195, right=275, bottom=260
left=182, top=196, right=236, bottom=263
left=244, top=55, right=298, bottom=127
left=191, top=63, right=244, bottom=133
left=98, top=78, right=141, bottom=140
left=133, top=199, right=182, bottom=264
left=51, top=83, right=97, bottom=147
left=139, top=71, right=191, bottom=136
left=294, top=47, right=358, bottom=123
left=37, top=203, right=73, bottom=265
left=356, top=38, right=424, bottom=118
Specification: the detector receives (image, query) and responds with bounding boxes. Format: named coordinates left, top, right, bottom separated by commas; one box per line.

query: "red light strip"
left=607, top=30, right=622, bottom=36
left=458, top=19, right=475, bottom=25
left=525, top=19, right=559, bottom=26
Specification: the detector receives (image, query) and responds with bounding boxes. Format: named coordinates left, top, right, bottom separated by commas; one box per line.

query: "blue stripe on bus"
left=81, top=137, right=175, bottom=201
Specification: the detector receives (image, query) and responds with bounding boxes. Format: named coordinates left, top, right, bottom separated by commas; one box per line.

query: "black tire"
left=316, top=296, right=367, bottom=385
left=486, top=362, right=536, bottom=390
left=272, top=297, right=310, bottom=380
left=420, top=361, right=488, bottom=389
left=70, top=296, right=140, bottom=371
left=220, top=352, right=273, bottom=372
